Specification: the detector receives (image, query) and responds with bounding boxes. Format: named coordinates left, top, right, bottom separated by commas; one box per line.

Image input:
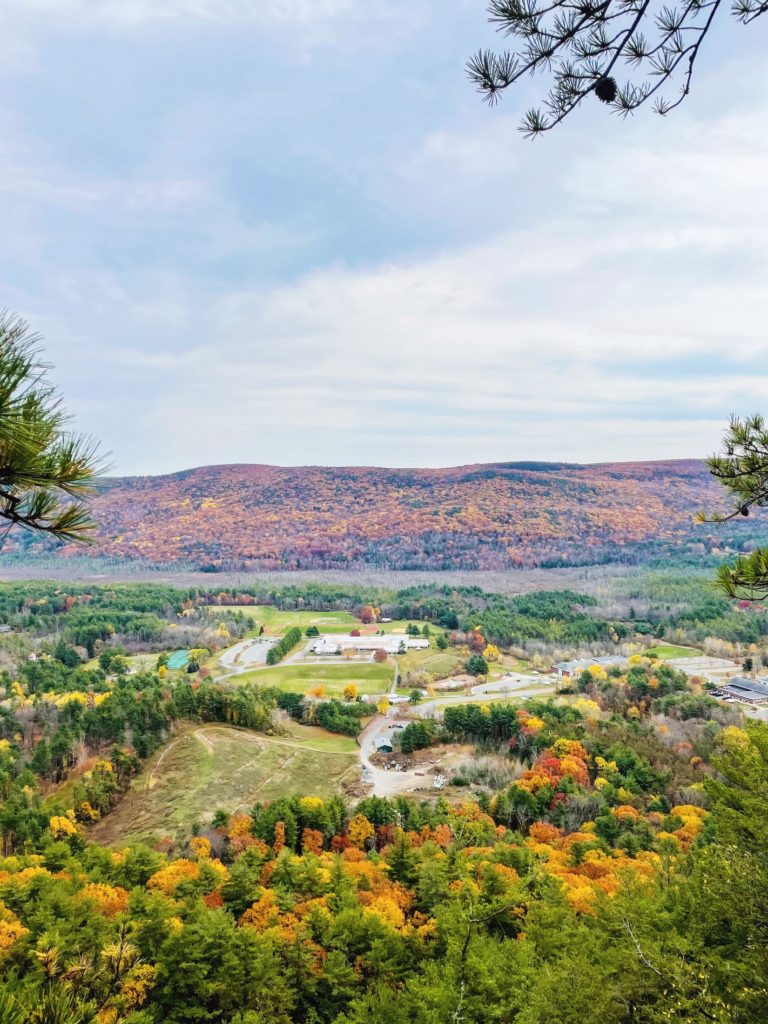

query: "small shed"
left=376, top=732, right=395, bottom=753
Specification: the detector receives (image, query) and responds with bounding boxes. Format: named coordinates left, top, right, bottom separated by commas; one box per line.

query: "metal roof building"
left=716, top=676, right=768, bottom=705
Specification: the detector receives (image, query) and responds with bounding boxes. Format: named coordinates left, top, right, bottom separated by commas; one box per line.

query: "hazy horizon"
left=102, top=454, right=710, bottom=479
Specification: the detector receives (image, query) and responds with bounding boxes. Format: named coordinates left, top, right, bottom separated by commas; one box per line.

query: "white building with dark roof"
left=309, top=635, right=429, bottom=656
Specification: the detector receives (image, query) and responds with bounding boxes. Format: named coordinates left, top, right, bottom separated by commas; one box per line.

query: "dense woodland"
left=5, top=460, right=768, bottom=572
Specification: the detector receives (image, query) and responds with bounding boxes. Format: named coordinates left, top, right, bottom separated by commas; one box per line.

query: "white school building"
left=309, top=635, right=429, bottom=656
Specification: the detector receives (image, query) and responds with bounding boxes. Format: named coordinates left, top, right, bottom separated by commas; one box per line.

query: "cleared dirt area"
left=89, top=723, right=359, bottom=846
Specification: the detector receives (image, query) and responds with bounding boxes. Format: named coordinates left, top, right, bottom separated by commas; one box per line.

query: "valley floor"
left=0, top=561, right=643, bottom=596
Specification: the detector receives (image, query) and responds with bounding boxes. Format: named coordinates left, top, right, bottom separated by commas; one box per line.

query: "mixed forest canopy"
left=3, top=459, right=767, bottom=574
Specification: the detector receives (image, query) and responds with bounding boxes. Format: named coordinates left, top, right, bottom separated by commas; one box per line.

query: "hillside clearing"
left=89, top=723, right=359, bottom=845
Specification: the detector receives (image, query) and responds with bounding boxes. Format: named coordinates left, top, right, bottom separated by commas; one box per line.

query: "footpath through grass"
left=89, top=723, right=358, bottom=845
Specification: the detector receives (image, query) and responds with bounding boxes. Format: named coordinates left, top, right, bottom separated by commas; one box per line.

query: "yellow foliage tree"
left=49, top=815, right=78, bottom=839
left=0, top=903, right=28, bottom=962
left=348, top=814, right=375, bottom=850
left=189, top=836, right=212, bottom=860
left=147, top=860, right=199, bottom=895
left=82, top=882, right=130, bottom=916
left=119, top=963, right=157, bottom=1013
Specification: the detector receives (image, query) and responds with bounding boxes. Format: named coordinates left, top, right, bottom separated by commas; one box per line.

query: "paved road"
left=411, top=673, right=556, bottom=718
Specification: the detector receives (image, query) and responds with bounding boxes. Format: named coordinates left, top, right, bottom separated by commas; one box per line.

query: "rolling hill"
left=7, top=459, right=763, bottom=572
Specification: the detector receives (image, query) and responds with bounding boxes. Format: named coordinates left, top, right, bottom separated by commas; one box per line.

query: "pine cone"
left=595, top=76, right=617, bottom=103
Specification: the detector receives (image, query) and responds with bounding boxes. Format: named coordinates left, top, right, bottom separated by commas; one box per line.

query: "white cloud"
left=2, top=0, right=423, bottom=42
left=2, top=12, right=766, bottom=474
left=105, top=86, right=768, bottom=473
left=0, top=115, right=204, bottom=212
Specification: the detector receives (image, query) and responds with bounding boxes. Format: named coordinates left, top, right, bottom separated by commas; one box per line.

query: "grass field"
left=427, top=689, right=573, bottom=713
left=209, top=605, right=359, bottom=634
left=210, top=605, right=424, bottom=639
left=496, top=654, right=531, bottom=674
left=89, top=723, right=359, bottom=845
left=397, top=645, right=462, bottom=679
left=397, top=644, right=529, bottom=684
left=233, top=661, right=393, bottom=696
left=645, top=645, right=700, bottom=659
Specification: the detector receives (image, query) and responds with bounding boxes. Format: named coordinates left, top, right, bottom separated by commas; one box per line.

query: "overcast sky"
left=2, top=1, right=767, bottom=475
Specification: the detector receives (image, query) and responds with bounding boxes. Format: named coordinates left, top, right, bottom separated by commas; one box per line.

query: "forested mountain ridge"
left=7, top=459, right=763, bottom=572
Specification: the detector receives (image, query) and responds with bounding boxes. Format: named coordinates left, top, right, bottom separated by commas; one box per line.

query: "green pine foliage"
left=266, top=628, right=303, bottom=666
left=0, top=313, right=105, bottom=542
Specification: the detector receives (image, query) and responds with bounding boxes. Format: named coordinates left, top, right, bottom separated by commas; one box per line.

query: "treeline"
left=273, top=691, right=368, bottom=736
left=0, top=581, right=626, bottom=653
left=8, top=574, right=768, bottom=670
left=265, top=627, right=303, bottom=665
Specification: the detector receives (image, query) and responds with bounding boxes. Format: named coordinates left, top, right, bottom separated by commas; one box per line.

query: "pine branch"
left=468, top=0, right=761, bottom=133
left=0, top=311, right=108, bottom=545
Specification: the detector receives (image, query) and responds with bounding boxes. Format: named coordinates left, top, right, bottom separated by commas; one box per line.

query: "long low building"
left=711, top=676, right=768, bottom=705
left=310, top=635, right=430, bottom=656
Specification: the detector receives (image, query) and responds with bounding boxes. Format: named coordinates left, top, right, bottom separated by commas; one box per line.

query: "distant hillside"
left=7, top=459, right=765, bottom=572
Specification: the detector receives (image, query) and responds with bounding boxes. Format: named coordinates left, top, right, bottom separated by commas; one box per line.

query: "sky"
left=1, top=1, right=768, bottom=476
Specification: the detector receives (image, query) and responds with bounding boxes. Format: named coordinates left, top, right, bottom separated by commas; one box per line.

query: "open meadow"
left=209, top=604, right=359, bottom=634
left=397, top=644, right=462, bottom=678
left=645, top=644, right=701, bottom=659
left=231, top=660, right=393, bottom=696
left=209, top=604, right=421, bottom=637
left=89, top=723, right=359, bottom=845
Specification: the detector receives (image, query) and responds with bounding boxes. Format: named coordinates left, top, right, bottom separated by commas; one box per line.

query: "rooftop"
left=721, top=676, right=768, bottom=699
